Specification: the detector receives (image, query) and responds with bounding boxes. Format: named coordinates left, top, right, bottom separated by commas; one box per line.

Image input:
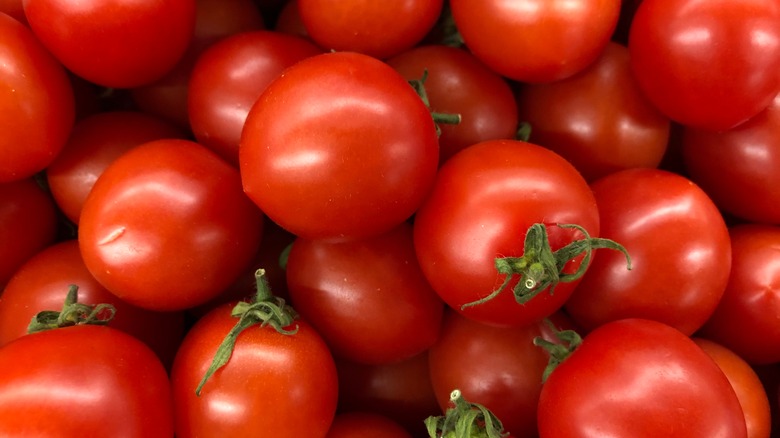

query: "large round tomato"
left=78, top=139, right=264, bottom=311
left=240, top=51, right=439, bottom=241
left=538, top=318, right=747, bottom=437
left=628, top=0, right=780, bottom=130
left=413, top=139, right=602, bottom=327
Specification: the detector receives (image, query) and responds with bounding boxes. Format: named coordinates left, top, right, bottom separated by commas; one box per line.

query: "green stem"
left=27, top=285, right=116, bottom=334
left=408, top=69, right=462, bottom=137
left=516, top=122, right=532, bottom=142
left=425, top=389, right=509, bottom=438
left=533, top=319, right=583, bottom=382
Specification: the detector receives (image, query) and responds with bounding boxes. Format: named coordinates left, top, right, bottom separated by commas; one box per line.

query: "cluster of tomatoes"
left=2, top=0, right=780, bottom=437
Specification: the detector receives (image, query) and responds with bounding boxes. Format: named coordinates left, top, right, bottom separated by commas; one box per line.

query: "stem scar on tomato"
left=461, top=223, right=632, bottom=310
left=425, top=389, right=508, bottom=438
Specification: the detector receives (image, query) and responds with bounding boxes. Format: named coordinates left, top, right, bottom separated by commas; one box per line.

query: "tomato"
left=698, top=224, right=780, bottom=365
left=386, top=44, right=519, bottom=164
left=23, top=0, right=196, bottom=88
left=188, top=30, right=322, bottom=166
left=297, top=0, right=443, bottom=59
left=240, top=51, right=439, bottom=241
left=78, top=138, right=264, bottom=311
left=0, top=0, right=24, bottom=23
left=274, top=0, right=308, bottom=37
left=0, top=12, right=74, bottom=182
left=286, top=222, right=443, bottom=364
left=628, top=0, right=780, bottom=131
left=326, top=412, right=412, bottom=438
left=565, top=168, right=731, bottom=336
left=694, top=338, right=772, bottom=438
left=0, top=178, right=58, bottom=288
left=682, top=93, right=780, bottom=225
left=413, top=139, right=602, bottom=328
left=0, top=324, right=173, bottom=436
left=449, top=0, right=620, bottom=83
left=537, top=318, right=747, bottom=437
left=46, top=110, right=186, bottom=225
left=516, top=42, right=670, bottom=182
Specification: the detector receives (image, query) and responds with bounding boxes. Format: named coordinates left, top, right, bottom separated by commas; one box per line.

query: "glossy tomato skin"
left=240, top=51, right=439, bottom=241
left=682, top=93, right=780, bottom=225
left=326, top=412, right=412, bottom=438
left=78, top=139, right=264, bottom=311
left=413, top=139, right=599, bottom=327
left=171, top=303, right=338, bottom=438
left=629, top=0, right=780, bottom=130
left=23, top=0, right=196, bottom=88
left=449, top=0, right=620, bottom=83
left=516, top=42, right=670, bottom=182
left=0, top=13, right=75, bottom=182
left=565, top=168, right=731, bottom=336
left=0, top=324, right=173, bottom=437
left=188, top=30, right=322, bottom=166
left=698, top=224, right=780, bottom=364
left=538, top=319, right=747, bottom=437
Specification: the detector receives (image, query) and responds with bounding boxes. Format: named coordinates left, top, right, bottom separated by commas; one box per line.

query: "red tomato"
left=629, top=0, right=780, bottom=130
left=694, top=338, right=772, bottom=438
left=413, top=139, right=601, bottom=327
left=326, top=412, right=412, bottom=438
left=565, top=168, right=731, bottom=336
left=78, top=139, right=264, bottom=311
left=240, top=51, right=439, bottom=241
left=0, top=324, right=173, bottom=436
left=286, top=222, right=444, bottom=364
left=0, top=178, right=58, bottom=288
left=297, top=0, right=443, bottom=59
left=538, top=318, right=748, bottom=437
left=188, top=30, right=322, bottom=166
left=682, top=93, right=780, bottom=225
left=0, top=13, right=74, bottom=182
left=46, top=110, right=186, bottom=224
left=23, top=0, right=196, bottom=88
left=0, top=1, right=24, bottom=23
left=449, top=0, right=620, bottom=83
left=386, top=44, right=519, bottom=164
left=516, top=42, right=670, bottom=182
left=171, top=302, right=338, bottom=437
left=698, top=224, right=780, bottom=365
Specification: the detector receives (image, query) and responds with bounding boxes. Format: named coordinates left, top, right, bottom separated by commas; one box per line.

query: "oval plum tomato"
left=516, top=42, right=670, bottom=182
left=693, top=338, right=772, bottom=438
left=240, top=51, right=439, bottom=241
left=413, top=139, right=603, bottom=328
left=23, top=0, right=196, bottom=88
left=286, top=222, right=444, bottom=364
left=297, top=0, right=442, bottom=59
left=537, top=318, right=747, bottom=437
left=46, top=110, right=186, bottom=225
left=449, top=0, right=620, bottom=83
left=0, top=178, right=58, bottom=288
left=682, top=93, right=780, bottom=224
left=0, top=324, right=173, bottom=436
left=698, top=224, right=780, bottom=365
left=188, top=30, right=322, bottom=166
left=565, top=168, right=731, bottom=336
left=0, top=240, right=186, bottom=369
left=629, top=0, right=780, bottom=131
left=78, top=139, right=264, bottom=311
left=326, top=412, right=412, bottom=438
left=0, top=13, right=74, bottom=182
left=386, top=44, right=519, bottom=165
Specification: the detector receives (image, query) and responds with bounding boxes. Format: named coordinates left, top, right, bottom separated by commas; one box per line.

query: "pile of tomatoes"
left=2, top=0, right=780, bottom=437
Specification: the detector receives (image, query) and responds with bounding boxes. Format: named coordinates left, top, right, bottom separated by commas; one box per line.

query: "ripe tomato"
left=78, top=139, right=264, bottom=311
left=449, top=0, right=620, bottom=83
left=413, top=139, right=601, bottom=327
left=516, top=42, right=670, bottom=182
left=326, top=412, right=412, bottom=438
left=23, top=0, right=196, bottom=88
left=629, top=0, right=780, bottom=130
left=297, top=0, right=443, bottom=59
left=240, top=51, right=439, bottom=241
left=0, top=324, right=173, bottom=436
left=538, top=318, right=748, bottom=437
left=0, top=12, right=74, bottom=182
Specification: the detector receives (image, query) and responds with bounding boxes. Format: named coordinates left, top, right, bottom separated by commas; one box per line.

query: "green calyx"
left=462, top=223, right=632, bottom=310
left=408, top=69, right=462, bottom=137
left=533, top=319, right=583, bottom=382
left=425, top=389, right=508, bottom=438
left=27, top=284, right=116, bottom=334
left=195, top=269, right=299, bottom=396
